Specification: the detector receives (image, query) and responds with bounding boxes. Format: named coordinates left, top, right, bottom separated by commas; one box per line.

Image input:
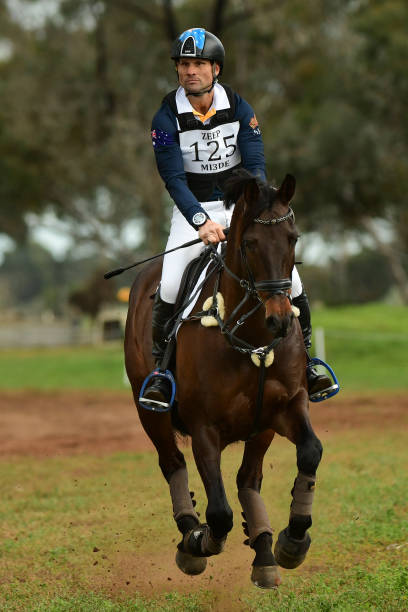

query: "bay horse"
left=124, top=170, right=323, bottom=588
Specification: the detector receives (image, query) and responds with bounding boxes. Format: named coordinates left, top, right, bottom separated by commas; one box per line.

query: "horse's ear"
left=278, top=174, right=296, bottom=204
left=243, top=178, right=260, bottom=205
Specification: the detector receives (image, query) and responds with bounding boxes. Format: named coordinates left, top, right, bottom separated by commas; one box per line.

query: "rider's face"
left=176, top=58, right=220, bottom=93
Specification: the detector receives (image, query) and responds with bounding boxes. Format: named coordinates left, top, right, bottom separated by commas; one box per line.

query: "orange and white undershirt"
left=192, top=107, right=216, bottom=124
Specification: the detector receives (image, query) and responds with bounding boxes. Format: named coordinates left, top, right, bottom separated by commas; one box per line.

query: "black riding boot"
left=292, top=290, right=332, bottom=398
left=140, top=291, right=174, bottom=409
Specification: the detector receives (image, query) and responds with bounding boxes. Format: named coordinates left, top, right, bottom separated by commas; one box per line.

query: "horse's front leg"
left=133, top=402, right=205, bottom=575
left=237, top=429, right=282, bottom=589
left=274, top=390, right=323, bottom=569
left=178, top=425, right=233, bottom=563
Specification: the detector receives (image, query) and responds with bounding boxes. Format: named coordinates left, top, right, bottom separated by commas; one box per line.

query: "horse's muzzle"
left=265, top=297, right=294, bottom=337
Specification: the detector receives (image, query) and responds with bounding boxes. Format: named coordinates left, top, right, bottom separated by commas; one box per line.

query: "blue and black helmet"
left=171, top=28, right=225, bottom=73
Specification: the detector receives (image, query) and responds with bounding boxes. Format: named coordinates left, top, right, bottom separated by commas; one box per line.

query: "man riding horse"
left=141, top=27, right=334, bottom=409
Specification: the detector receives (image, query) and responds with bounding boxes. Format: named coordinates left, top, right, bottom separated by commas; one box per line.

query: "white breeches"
left=160, top=200, right=303, bottom=304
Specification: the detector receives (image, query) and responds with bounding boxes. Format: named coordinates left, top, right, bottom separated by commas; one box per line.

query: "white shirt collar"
left=175, top=83, right=230, bottom=115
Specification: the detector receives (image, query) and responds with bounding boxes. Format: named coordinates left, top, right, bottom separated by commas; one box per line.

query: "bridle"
left=254, top=206, right=295, bottom=226
left=205, top=205, right=296, bottom=350
left=238, top=205, right=295, bottom=299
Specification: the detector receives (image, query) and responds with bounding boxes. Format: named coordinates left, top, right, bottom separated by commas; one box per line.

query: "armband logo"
left=249, top=115, right=259, bottom=129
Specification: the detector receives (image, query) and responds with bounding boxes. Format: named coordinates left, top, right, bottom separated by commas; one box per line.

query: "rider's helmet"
left=171, top=28, right=225, bottom=75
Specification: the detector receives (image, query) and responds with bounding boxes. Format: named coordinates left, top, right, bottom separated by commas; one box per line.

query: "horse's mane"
left=223, top=169, right=276, bottom=218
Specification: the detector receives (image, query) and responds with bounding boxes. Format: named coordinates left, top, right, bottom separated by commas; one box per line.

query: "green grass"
left=1, top=429, right=407, bottom=611
left=0, top=343, right=126, bottom=390
left=0, top=302, right=407, bottom=391
left=312, top=303, right=408, bottom=391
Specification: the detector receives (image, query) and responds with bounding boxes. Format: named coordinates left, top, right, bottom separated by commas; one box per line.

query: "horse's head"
left=224, top=169, right=299, bottom=338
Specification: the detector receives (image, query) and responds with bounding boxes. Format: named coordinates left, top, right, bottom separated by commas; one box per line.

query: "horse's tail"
left=124, top=260, right=162, bottom=390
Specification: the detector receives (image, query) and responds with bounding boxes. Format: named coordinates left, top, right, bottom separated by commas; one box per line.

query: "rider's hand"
left=198, top=219, right=226, bottom=245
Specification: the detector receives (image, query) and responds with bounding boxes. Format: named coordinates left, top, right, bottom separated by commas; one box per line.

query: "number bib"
left=179, top=121, right=241, bottom=174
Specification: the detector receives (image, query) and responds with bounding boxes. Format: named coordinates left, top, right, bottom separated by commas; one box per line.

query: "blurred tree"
left=301, top=248, right=393, bottom=306
left=1, top=0, right=407, bottom=303
left=350, top=0, right=408, bottom=302
left=345, top=248, right=393, bottom=304
left=0, top=239, right=115, bottom=315
left=0, top=241, right=59, bottom=306
left=0, top=0, right=278, bottom=254
left=242, top=0, right=408, bottom=301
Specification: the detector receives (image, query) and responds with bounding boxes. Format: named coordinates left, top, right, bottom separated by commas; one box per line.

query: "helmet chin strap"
left=187, top=81, right=215, bottom=97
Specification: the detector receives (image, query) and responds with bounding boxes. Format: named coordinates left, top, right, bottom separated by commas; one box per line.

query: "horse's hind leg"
left=237, top=430, right=282, bottom=589
left=134, top=403, right=206, bottom=575
left=274, top=393, right=323, bottom=569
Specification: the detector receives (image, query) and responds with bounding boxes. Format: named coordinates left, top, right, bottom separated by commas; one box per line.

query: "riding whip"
left=104, top=227, right=230, bottom=279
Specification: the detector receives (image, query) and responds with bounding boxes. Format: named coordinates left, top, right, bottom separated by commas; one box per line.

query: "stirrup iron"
left=139, top=369, right=176, bottom=412
left=307, top=358, right=340, bottom=402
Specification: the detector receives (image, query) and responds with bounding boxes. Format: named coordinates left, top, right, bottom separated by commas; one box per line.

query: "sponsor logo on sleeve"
left=249, top=115, right=261, bottom=135
left=249, top=115, right=259, bottom=129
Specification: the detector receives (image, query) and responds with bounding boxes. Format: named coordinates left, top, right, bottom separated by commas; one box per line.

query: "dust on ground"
left=0, top=389, right=406, bottom=457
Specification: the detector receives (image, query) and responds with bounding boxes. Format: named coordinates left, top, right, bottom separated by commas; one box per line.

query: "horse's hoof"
left=251, top=565, right=282, bottom=589
left=175, top=549, right=207, bottom=575
left=274, top=528, right=311, bottom=569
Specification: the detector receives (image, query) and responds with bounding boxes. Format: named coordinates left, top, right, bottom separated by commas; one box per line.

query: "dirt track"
left=0, top=390, right=407, bottom=457
left=1, top=390, right=407, bottom=606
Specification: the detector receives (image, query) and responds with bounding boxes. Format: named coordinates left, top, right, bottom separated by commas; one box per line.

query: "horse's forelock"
left=223, top=169, right=252, bottom=209
left=252, top=183, right=276, bottom=219
left=223, top=169, right=268, bottom=211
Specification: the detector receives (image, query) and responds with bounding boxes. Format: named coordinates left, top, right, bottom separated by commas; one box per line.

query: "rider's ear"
left=278, top=174, right=296, bottom=204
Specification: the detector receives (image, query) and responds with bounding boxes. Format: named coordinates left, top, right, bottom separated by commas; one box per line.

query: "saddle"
left=175, top=244, right=221, bottom=313
left=160, top=244, right=224, bottom=372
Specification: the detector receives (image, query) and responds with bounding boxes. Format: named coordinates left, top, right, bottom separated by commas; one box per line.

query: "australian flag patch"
left=151, top=129, right=176, bottom=148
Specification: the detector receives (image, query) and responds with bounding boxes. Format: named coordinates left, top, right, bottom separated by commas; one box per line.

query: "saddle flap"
left=174, top=245, right=217, bottom=312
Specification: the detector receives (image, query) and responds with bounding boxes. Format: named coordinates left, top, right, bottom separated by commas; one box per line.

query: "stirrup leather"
left=139, top=369, right=176, bottom=412
left=307, top=358, right=340, bottom=403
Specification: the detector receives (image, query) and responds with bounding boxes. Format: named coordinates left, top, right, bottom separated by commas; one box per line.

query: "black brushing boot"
left=292, top=290, right=333, bottom=398
left=140, top=291, right=174, bottom=410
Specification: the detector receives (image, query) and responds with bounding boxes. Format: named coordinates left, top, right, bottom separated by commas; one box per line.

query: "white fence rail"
left=0, top=322, right=101, bottom=348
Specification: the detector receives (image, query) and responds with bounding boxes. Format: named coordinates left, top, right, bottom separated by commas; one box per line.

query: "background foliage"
left=1, top=0, right=407, bottom=312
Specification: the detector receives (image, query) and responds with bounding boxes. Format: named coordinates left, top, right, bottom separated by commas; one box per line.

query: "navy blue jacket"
left=151, top=84, right=266, bottom=228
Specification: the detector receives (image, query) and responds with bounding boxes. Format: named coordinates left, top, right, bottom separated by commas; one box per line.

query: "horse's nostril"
left=266, top=312, right=294, bottom=336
